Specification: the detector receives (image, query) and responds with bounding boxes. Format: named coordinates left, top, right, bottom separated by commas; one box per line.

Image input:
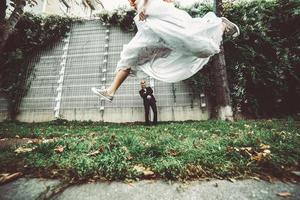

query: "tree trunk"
left=210, top=0, right=233, bottom=121
left=0, top=0, right=26, bottom=53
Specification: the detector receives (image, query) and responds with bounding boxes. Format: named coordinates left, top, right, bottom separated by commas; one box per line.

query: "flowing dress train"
left=116, top=0, right=224, bottom=83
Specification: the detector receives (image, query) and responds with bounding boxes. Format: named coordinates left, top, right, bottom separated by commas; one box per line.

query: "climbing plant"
left=221, top=0, right=300, bottom=117
left=0, top=13, right=76, bottom=119
left=97, top=7, right=137, bottom=32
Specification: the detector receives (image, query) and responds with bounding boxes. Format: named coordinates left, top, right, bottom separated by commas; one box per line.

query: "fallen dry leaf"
left=111, top=133, right=116, bottom=140
left=87, top=150, right=100, bottom=156
left=87, top=145, right=105, bottom=156
left=26, top=140, right=33, bottom=144
left=228, top=178, right=236, bottom=183
left=54, top=145, right=64, bottom=153
left=291, top=171, right=300, bottom=177
left=185, top=164, right=207, bottom=177
left=260, top=144, right=270, bottom=150
left=89, top=132, right=97, bottom=137
left=277, top=192, right=292, bottom=197
left=127, top=154, right=133, bottom=160
left=250, top=176, right=260, bottom=181
left=14, top=146, right=36, bottom=154
left=42, top=138, right=56, bottom=144
left=244, top=124, right=251, bottom=128
left=251, top=152, right=265, bottom=162
left=240, top=147, right=252, bottom=151
left=133, top=165, right=145, bottom=172
left=263, top=149, right=271, bottom=154
left=0, top=173, right=9, bottom=177
left=51, top=169, right=59, bottom=176
left=168, top=149, right=179, bottom=156
left=133, top=165, right=154, bottom=177
left=229, top=143, right=272, bottom=163
left=121, top=146, right=129, bottom=153
left=125, top=178, right=135, bottom=184
left=143, top=170, right=155, bottom=176
left=0, top=172, right=23, bottom=184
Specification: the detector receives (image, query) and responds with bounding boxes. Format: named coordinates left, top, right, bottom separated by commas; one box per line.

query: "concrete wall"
left=13, top=106, right=209, bottom=123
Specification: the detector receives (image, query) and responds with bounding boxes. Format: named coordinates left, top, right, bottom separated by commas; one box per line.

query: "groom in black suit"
left=139, top=80, right=157, bottom=125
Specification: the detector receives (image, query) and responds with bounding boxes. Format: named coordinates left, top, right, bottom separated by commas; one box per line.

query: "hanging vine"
left=97, top=7, right=137, bottom=32
left=0, top=13, right=78, bottom=120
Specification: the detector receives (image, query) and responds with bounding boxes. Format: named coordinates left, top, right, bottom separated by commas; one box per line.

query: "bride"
left=92, top=0, right=240, bottom=102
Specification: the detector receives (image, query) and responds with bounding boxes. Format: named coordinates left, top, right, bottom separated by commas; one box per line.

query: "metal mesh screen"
left=0, top=98, right=8, bottom=112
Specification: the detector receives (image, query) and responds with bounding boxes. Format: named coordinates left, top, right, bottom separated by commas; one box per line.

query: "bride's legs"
left=106, top=68, right=131, bottom=96
left=91, top=68, right=130, bottom=101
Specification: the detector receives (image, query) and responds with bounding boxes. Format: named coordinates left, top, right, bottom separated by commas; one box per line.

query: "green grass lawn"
left=0, top=119, right=299, bottom=182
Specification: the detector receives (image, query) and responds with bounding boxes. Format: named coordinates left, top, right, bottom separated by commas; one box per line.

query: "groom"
left=139, top=80, right=157, bottom=125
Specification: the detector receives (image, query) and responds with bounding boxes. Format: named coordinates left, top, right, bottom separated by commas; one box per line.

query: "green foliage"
left=0, top=120, right=299, bottom=181
left=222, top=0, right=300, bottom=117
left=0, top=13, right=75, bottom=119
left=182, top=2, right=213, bottom=17
left=97, top=7, right=137, bottom=32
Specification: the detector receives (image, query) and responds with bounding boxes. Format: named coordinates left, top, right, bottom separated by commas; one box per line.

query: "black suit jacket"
left=139, top=87, right=156, bottom=104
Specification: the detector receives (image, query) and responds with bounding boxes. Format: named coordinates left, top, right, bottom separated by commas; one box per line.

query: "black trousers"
left=144, top=100, right=157, bottom=125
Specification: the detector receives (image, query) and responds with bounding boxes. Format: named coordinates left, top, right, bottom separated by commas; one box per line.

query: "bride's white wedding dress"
left=116, top=0, right=225, bottom=83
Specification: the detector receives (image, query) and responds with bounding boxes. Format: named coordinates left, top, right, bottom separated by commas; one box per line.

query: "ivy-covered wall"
left=0, top=13, right=75, bottom=119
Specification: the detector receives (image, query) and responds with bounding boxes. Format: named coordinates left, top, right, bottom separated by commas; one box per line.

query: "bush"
left=201, top=0, right=299, bottom=117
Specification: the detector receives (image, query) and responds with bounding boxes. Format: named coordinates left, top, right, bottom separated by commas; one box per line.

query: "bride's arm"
left=128, top=0, right=137, bottom=10
left=143, top=0, right=149, bottom=7
left=139, top=0, right=149, bottom=20
left=141, top=0, right=149, bottom=13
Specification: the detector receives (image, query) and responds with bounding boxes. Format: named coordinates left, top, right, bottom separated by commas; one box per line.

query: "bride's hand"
left=139, top=9, right=147, bottom=21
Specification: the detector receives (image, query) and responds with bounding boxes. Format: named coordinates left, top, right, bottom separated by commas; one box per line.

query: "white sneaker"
left=91, top=87, right=114, bottom=102
left=221, top=17, right=240, bottom=38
